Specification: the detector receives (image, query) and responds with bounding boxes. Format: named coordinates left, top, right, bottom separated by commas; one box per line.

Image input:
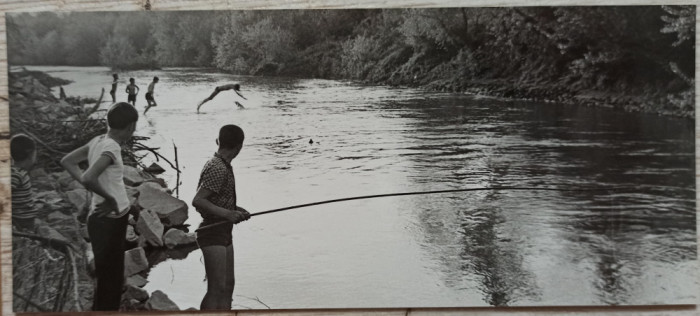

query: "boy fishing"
left=192, top=124, right=250, bottom=310
left=10, top=134, right=40, bottom=232
left=143, top=76, right=159, bottom=114
left=60, top=102, right=138, bottom=311
left=196, top=83, right=247, bottom=113
left=125, top=78, right=139, bottom=106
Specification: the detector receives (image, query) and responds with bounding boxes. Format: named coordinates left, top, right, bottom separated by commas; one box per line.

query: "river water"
left=30, top=66, right=697, bottom=309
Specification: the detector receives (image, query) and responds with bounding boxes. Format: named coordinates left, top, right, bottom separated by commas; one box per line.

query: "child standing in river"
left=60, top=102, right=138, bottom=311
left=125, top=78, right=139, bottom=106
left=192, top=124, right=250, bottom=310
left=109, top=73, right=118, bottom=103
left=143, top=76, right=159, bottom=114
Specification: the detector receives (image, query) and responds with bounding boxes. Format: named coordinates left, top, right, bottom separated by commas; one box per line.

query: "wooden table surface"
left=0, top=0, right=696, bottom=315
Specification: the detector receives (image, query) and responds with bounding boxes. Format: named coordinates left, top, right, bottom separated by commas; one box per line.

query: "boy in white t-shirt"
left=61, top=102, right=138, bottom=311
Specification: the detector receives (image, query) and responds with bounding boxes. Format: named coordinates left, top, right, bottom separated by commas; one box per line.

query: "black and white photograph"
left=6, top=6, right=696, bottom=313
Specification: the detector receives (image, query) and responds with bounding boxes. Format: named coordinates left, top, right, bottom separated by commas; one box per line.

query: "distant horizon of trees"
left=7, top=7, right=695, bottom=111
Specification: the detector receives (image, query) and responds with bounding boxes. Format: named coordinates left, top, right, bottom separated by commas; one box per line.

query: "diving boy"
left=196, top=84, right=247, bottom=113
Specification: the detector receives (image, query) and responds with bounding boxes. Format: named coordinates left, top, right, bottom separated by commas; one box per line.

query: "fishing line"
left=195, top=186, right=617, bottom=232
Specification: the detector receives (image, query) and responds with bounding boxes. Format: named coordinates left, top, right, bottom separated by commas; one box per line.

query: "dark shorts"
left=196, top=222, right=233, bottom=248
left=145, top=92, right=154, bottom=101
left=128, top=94, right=136, bottom=103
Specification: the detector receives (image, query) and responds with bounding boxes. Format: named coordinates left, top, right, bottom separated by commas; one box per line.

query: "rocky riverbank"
left=10, top=70, right=196, bottom=312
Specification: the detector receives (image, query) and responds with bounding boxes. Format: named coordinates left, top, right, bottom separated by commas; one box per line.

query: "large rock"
left=35, top=220, right=71, bottom=245
left=145, top=290, right=179, bottom=311
left=123, top=166, right=145, bottom=186
left=123, top=284, right=149, bottom=302
left=126, top=186, right=140, bottom=210
left=135, top=209, right=164, bottom=247
left=126, top=274, right=148, bottom=288
left=65, top=189, right=91, bottom=214
left=163, top=229, right=196, bottom=249
left=137, top=183, right=188, bottom=227
left=124, top=247, right=148, bottom=277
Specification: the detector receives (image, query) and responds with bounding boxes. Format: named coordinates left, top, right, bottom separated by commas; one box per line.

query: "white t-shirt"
left=87, top=135, right=130, bottom=218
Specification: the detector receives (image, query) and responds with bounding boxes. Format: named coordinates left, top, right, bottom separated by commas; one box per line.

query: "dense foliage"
left=7, top=7, right=695, bottom=114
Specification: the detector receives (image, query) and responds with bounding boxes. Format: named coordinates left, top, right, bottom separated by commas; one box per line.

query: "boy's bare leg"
left=201, top=245, right=229, bottom=310
left=197, top=89, right=222, bottom=113
left=224, top=244, right=235, bottom=309
left=110, top=91, right=115, bottom=103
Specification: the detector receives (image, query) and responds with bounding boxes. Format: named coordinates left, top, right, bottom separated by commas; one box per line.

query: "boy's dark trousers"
left=87, top=210, right=128, bottom=311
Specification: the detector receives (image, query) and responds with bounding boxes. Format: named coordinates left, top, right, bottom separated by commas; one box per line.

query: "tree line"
left=7, top=7, right=695, bottom=111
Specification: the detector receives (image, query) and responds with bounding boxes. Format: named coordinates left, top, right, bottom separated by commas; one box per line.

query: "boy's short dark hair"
left=107, top=102, right=139, bottom=129
left=113, top=73, right=118, bottom=78
left=129, top=78, right=135, bottom=82
left=219, top=125, right=244, bottom=149
left=154, top=77, right=159, bottom=82
left=233, top=84, right=240, bottom=91
left=10, top=134, right=36, bottom=162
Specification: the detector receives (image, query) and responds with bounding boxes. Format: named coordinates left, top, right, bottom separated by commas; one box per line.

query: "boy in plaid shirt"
left=193, top=124, right=250, bottom=310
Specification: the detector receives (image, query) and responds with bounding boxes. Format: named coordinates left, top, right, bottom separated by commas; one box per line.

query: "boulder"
left=35, top=220, right=71, bottom=245
left=123, top=284, right=149, bottom=302
left=163, top=229, right=196, bottom=249
left=123, top=166, right=145, bottom=186
left=137, top=183, right=187, bottom=227
left=126, top=274, right=148, bottom=288
left=126, top=225, right=138, bottom=243
left=135, top=209, right=164, bottom=247
left=145, top=290, right=179, bottom=311
left=65, top=189, right=91, bottom=214
left=126, top=186, right=140, bottom=208
left=124, top=247, right=148, bottom=277
left=47, top=210, right=73, bottom=223
left=143, top=162, right=166, bottom=174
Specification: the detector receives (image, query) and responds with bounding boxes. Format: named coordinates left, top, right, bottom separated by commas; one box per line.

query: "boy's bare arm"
left=62, top=149, right=119, bottom=215
left=61, top=144, right=89, bottom=182
left=192, top=188, right=249, bottom=223
left=235, top=90, right=247, bottom=100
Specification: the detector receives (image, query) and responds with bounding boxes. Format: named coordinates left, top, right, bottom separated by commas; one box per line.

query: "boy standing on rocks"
left=192, top=124, right=250, bottom=310
left=61, top=102, right=138, bottom=311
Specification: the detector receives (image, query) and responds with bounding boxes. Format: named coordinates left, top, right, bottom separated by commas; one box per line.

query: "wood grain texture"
left=0, top=0, right=697, bottom=315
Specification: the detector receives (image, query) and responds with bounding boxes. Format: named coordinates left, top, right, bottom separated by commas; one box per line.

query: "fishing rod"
left=195, top=186, right=614, bottom=232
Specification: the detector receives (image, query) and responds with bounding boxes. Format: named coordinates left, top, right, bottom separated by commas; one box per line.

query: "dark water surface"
left=32, top=66, right=697, bottom=309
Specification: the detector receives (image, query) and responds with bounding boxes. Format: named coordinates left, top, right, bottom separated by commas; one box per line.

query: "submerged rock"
left=124, top=247, right=148, bottom=277
left=145, top=290, right=179, bottom=311
left=126, top=274, right=148, bottom=288
left=124, top=284, right=149, bottom=302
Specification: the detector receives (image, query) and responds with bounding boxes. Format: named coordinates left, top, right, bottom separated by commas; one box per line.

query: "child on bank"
left=192, top=124, right=251, bottom=310
left=60, top=102, right=138, bottom=311
left=10, top=134, right=40, bottom=232
left=125, top=78, right=140, bottom=106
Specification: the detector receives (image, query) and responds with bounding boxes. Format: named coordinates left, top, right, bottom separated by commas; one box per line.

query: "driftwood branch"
left=9, top=118, right=67, bottom=155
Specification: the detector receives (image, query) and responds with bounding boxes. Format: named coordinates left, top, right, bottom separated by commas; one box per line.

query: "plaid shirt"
left=196, top=152, right=237, bottom=225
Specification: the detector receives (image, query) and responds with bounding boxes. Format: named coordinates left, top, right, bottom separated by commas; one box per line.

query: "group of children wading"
left=11, top=74, right=251, bottom=311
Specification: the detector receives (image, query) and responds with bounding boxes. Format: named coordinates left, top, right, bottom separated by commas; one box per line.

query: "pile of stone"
left=32, top=164, right=193, bottom=311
